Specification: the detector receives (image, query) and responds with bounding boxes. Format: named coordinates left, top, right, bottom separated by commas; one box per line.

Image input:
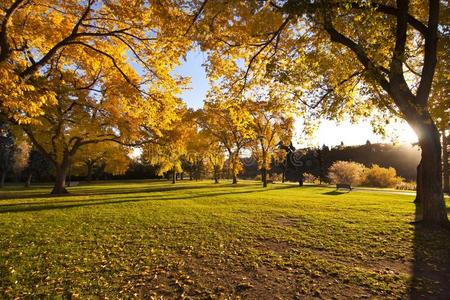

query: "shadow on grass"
left=409, top=203, right=450, bottom=299
left=322, top=191, right=348, bottom=196
left=0, top=184, right=298, bottom=214
left=0, top=182, right=249, bottom=201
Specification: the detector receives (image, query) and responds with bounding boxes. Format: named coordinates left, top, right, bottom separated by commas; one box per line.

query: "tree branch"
left=416, top=0, right=439, bottom=105
left=0, top=0, right=26, bottom=63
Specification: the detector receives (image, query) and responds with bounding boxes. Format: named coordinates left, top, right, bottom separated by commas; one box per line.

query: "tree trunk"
left=25, top=173, right=32, bottom=187
left=67, top=163, right=72, bottom=187
left=51, top=166, right=68, bottom=194
left=414, top=160, right=423, bottom=204
left=416, top=121, right=448, bottom=227
left=86, top=162, right=93, bottom=183
left=172, top=167, right=176, bottom=184
left=443, top=130, right=449, bottom=193
left=231, top=154, right=238, bottom=184
left=0, top=171, right=5, bottom=188
left=261, top=168, right=267, bottom=188
left=214, top=166, right=219, bottom=184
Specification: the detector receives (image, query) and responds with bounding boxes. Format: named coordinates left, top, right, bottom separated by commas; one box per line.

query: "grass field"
left=1, top=180, right=449, bottom=299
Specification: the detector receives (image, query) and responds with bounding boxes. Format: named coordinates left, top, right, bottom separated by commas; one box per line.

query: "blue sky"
left=174, top=50, right=209, bottom=109
left=174, top=50, right=417, bottom=147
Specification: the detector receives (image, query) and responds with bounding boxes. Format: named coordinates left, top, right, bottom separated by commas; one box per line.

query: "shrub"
left=270, top=173, right=283, bottom=182
left=303, top=173, right=317, bottom=183
left=363, top=164, right=403, bottom=188
left=395, top=181, right=416, bottom=191
left=328, top=161, right=366, bottom=186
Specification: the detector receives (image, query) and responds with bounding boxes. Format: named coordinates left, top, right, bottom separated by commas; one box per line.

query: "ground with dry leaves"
left=1, top=180, right=449, bottom=299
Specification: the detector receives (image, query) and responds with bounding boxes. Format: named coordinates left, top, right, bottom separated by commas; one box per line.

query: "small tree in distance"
left=328, top=161, right=366, bottom=186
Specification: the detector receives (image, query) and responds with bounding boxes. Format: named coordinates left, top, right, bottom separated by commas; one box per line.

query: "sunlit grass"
left=1, top=180, right=449, bottom=298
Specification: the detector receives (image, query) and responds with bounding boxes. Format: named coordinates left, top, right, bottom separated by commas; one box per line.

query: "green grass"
left=1, top=180, right=449, bottom=299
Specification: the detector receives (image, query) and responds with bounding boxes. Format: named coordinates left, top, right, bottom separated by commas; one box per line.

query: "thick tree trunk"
left=66, top=163, right=72, bottom=187
left=51, top=153, right=71, bottom=194
left=0, top=171, right=6, bottom=188
left=261, top=168, right=267, bottom=188
left=443, top=131, right=449, bottom=193
left=416, top=121, right=448, bottom=227
left=232, top=174, right=237, bottom=184
left=172, top=167, right=176, bottom=184
left=51, top=166, right=68, bottom=194
left=414, top=160, right=423, bottom=204
left=25, top=173, right=32, bottom=187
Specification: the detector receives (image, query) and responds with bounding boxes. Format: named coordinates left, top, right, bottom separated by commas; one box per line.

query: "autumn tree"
left=205, top=139, right=226, bottom=184
left=143, top=108, right=193, bottom=184
left=72, top=142, right=131, bottom=182
left=185, top=130, right=211, bottom=181
left=245, top=92, right=294, bottom=187
left=0, top=0, right=191, bottom=123
left=0, top=1, right=193, bottom=193
left=16, top=66, right=180, bottom=194
left=193, top=0, right=449, bottom=227
left=190, top=130, right=226, bottom=183
left=198, top=97, right=255, bottom=184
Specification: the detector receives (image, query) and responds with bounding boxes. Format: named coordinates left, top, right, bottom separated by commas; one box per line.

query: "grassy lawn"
left=1, top=180, right=449, bottom=299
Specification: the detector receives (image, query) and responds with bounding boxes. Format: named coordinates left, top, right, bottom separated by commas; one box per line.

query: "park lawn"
left=0, top=180, right=449, bottom=299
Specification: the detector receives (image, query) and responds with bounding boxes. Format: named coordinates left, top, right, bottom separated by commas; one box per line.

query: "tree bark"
left=172, top=167, right=176, bottom=184
left=414, top=160, right=423, bottom=203
left=415, top=119, right=448, bottom=227
left=261, top=168, right=267, bottom=188
left=51, top=165, right=68, bottom=194
left=443, top=130, right=449, bottom=193
left=231, top=153, right=238, bottom=184
left=86, top=161, right=93, bottom=183
left=25, top=173, right=32, bottom=187
left=0, top=171, right=6, bottom=188
left=51, top=153, right=70, bottom=194
left=214, top=166, right=219, bottom=184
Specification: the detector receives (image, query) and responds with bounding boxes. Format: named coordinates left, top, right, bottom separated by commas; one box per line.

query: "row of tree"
left=0, top=121, right=132, bottom=187
left=142, top=92, right=295, bottom=188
